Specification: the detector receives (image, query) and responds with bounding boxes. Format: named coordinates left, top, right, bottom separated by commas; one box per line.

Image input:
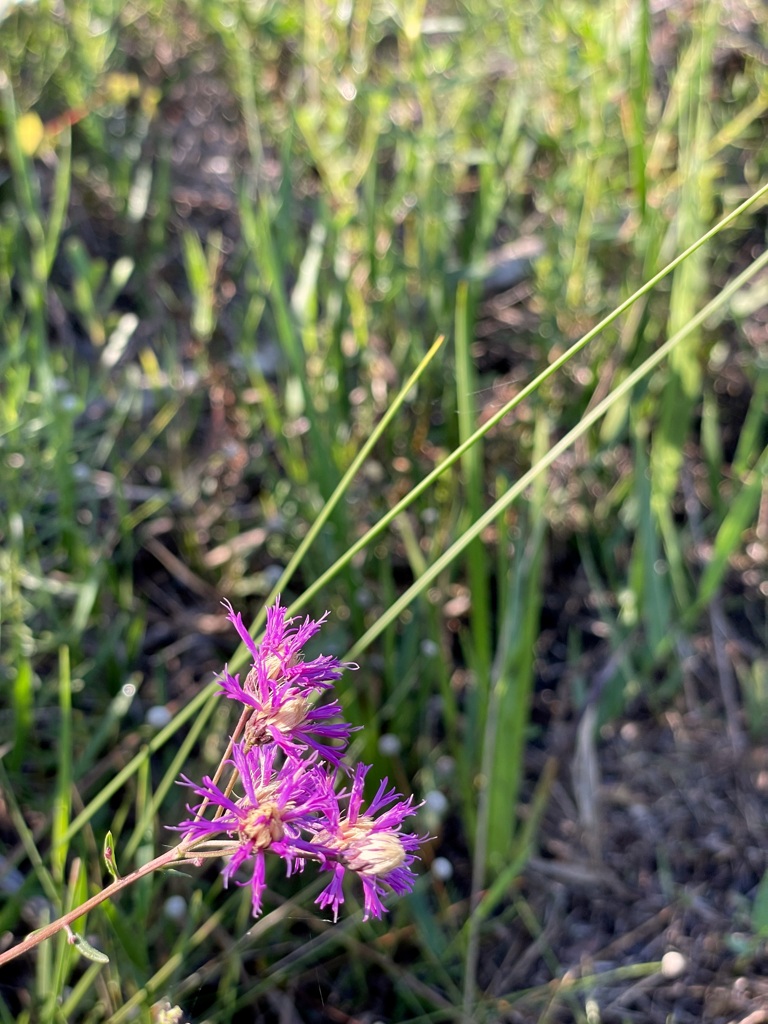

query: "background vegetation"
left=0, top=0, right=766, bottom=1021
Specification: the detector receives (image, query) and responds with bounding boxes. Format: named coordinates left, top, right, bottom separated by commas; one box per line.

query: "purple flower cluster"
left=175, top=599, right=423, bottom=921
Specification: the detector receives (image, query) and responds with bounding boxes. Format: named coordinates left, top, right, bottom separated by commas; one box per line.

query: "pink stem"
left=0, top=845, right=185, bottom=968
left=1, top=706, right=244, bottom=969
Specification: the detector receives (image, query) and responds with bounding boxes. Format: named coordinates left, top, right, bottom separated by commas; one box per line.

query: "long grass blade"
left=345, top=246, right=768, bottom=660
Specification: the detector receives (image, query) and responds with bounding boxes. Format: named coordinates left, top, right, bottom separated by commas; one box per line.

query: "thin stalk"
left=229, top=334, right=446, bottom=670
left=0, top=846, right=182, bottom=968
left=345, top=245, right=768, bottom=661
left=0, top=833, right=254, bottom=970
left=276, top=182, right=768, bottom=629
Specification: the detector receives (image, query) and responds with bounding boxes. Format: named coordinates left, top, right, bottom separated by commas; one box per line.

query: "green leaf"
left=103, top=830, right=122, bottom=881
left=69, top=931, right=109, bottom=965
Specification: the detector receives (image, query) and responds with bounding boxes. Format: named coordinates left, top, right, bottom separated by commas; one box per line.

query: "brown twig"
left=0, top=846, right=182, bottom=968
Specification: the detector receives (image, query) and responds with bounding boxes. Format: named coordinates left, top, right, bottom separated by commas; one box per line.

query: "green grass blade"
left=690, top=443, right=768, bottom=620
left=9, top=656, right=33, bottom=772
left=454, top=279, right=492, bottom=737
left=51, top=646, right=73, bottom=885
left=284, top=183, right=768, bottom=626
left=345, top=245, right=768, bottom=661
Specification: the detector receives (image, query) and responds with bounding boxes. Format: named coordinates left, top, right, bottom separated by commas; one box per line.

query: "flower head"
left=223, top=598, right=350, bottom=691
left=312, top=763, right=424, bottom=922
left=219, top=667, right=354, bottom=767
left=219, top=598, right=356, bottom=764
left=172, top=599, right=424, bottom=923
left=176, top=744, right=337, bottom=916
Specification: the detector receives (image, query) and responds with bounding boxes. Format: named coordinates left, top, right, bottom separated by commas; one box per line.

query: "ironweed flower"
left=176, top=744, right=337, bottom=916
left=220, top=598, right=356, bottom=764
left=173, top=599, right=424, bottom=922
left=219, top=667, right=354, bottom=767
left=0, top=599, right=425, bottom=975
left=223, top=598, right=350, bottom=691
left=312, top=763, right=423, bottom=922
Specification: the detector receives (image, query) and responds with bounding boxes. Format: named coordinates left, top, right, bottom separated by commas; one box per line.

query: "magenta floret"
left=176, top=745, right=338, bottom=915
left=313, top=763, right=424, bottom=921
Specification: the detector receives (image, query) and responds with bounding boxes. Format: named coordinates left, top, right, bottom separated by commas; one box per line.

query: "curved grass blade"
left=345, top=245, right=768, bottom=661
left=284, top=182, right=768, bottom=625
left=228, top=333, right=446, bottom=672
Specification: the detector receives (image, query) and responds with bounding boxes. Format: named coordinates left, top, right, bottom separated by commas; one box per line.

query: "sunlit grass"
left=1, top=0, right=767, bottom=1020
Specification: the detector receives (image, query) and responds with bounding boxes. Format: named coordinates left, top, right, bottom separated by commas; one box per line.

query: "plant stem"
left=0, top=845, right=187, bottom=968
left=0, top=697, right=248, bottom=970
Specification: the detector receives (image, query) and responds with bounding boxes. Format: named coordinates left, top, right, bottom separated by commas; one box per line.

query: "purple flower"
left=217, top=598, right=357, bottom=765
left=223, top=598, right=353, bottom=692
left=219, top=668, right=354, bottom=767
left=176, top=744, right=337, bottom=916
left=312, top=764, right=423, bottom=922
left=172, top=599, right=424, bottom=924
